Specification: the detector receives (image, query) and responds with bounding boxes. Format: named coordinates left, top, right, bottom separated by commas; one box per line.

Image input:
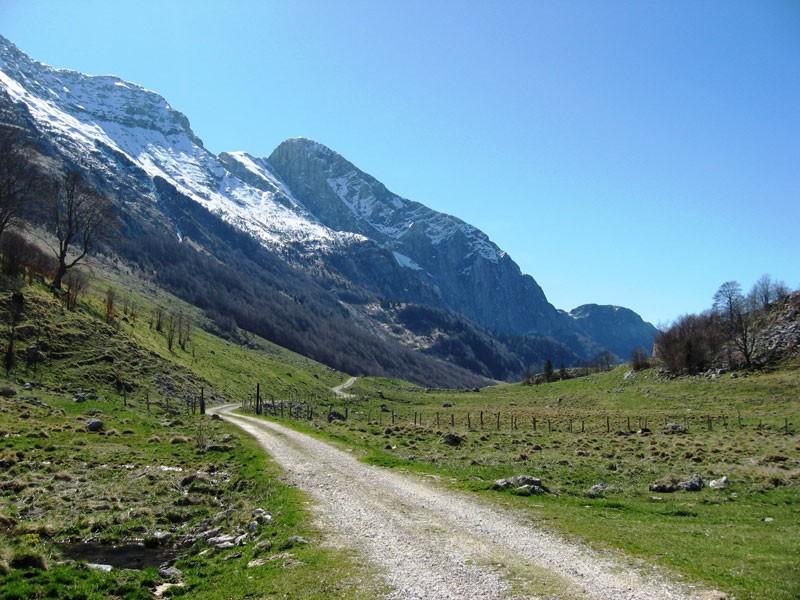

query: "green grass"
left=0, top=378, right=377, bottom=599
left=254, top=364, right=800, bottom=600
left=5, top=278, right=345, bottom=409
left=0, top=276, right=377, bottom=599
left=3, top=273, right=799, bottom=599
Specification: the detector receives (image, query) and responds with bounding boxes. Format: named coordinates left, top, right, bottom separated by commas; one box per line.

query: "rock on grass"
left=494, top=475, right=549, bottom=495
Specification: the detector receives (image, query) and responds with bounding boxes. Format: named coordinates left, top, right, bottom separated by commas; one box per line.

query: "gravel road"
left=211, top=405, right=715, bottom=600
left=331, top=376, right=357, bottom=398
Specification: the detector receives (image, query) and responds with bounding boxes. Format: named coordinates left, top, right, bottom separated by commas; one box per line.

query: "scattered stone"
left=440, top=432, right=464, bottom=446
left=512, top=484, right=546, bottom=496
left=649, top=480, right=678, bottom=493
left=586, top=483, right=615, bottom=498
left=441, top=403, right=453, bottom=408
left=248, top=520, right=260, bottom=532
left=207, top=534, right=237, bottom=546
left=494, top=475, right=548, bottom=494
left=327, top=411, right=346, bottom=423
left=623, top=370, right=635, bottom=381
left=663, top=422, right=687, bottom=434
left=214, top=542, right=235, bottom=551
left=709, top=476, right=729, bottom=489
left=159, top=566, right=183, bottom=581
left=86, top=419, right=104, bottom=432
left=154, top=582, right=184, bottom=597
left=764, top=517, right=774, bottom=523
left=86, top=563, right=113, bottom=572
left=678, top=474, right=704, bottom=492
left=254, top=539, right=273, bottom=554
left=286, top=535, right=308, bottom=546
left=145, top=531, right=172, bottom=547
left=253, top=508, right=272, bottom=524
left=247, top=558, right=268, bottom=568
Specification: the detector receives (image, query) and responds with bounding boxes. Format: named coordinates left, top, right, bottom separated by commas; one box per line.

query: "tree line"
left=655, top=276, right=794, bottom=374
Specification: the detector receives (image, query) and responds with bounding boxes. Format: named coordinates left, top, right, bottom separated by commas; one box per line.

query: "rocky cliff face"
left=0, top=35, right=659, bottom=381
left=267, top=138, right=565, bottom=336
left=749, top=293, right=800, bottom=366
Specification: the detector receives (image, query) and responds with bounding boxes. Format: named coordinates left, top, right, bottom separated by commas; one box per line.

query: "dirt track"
left=211, top=405, right=712, bottom=600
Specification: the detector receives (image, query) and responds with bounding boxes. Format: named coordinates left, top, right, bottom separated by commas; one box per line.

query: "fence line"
left=237, top=385, right=795, bottom=436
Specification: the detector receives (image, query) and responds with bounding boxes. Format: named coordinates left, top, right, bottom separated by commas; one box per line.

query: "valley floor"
left=214, top=404, right=720, bottom=600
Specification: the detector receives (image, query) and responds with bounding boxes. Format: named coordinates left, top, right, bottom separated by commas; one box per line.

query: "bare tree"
left=166, top=312, right=177, bottom=352
left=152, top=306, right=165, bottom=332
left=105, top=287, right=116, bottom=324
left=49, top=170, right=115, bottom=290
left=0, top=126, right=32, bottom=242
left=542, top=358, right=554, bottom=382
left=179, top=313, right=193, bottom=351
left=592, top=350, right=614, bottom=372
left=63, top=269, right=89, bottom=310
left=713, top=280, right=757, bottom=368
left=654, top=311, right=723, bottom=374
left=3, top=292, right=24, bottom=376
left=630, top=346, right=650, bottom=371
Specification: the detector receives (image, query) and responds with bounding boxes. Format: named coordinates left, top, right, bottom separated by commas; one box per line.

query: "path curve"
left=211, top=404, right=713, bottom=600
left=331, top=376, right=357, bottom=398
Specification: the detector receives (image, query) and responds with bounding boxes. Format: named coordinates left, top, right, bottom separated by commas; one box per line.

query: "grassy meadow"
left=256, top=364, right=800, bottom=600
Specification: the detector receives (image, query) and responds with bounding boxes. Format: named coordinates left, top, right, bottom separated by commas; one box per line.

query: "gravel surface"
left=212, top=405, right=714, bottom=600
left=331, top=376, right=358, bottom=398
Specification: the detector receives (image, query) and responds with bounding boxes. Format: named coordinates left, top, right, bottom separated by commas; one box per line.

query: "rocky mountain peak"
left=1, top=35, right=660, bottom=379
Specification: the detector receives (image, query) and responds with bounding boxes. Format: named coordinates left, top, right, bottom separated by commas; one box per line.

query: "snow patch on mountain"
left=392, top=251, right=424, bottom=271
left=0, top=35, right=362, bottom=251
left=325, top=166, right=501, bottom=263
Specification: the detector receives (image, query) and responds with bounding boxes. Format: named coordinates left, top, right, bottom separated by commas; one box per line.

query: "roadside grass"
left=254, top=364, right=800, bottom=600
left=0, top=278, right=376, bottom=599
left=0, top=381, right=377, bottom=599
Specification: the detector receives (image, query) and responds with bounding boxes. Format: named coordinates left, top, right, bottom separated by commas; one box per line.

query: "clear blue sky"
left=2, top=0, right=798, bottom=325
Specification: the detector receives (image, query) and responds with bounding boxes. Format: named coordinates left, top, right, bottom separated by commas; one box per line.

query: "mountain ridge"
left=0, top=34, right=657, bottom=383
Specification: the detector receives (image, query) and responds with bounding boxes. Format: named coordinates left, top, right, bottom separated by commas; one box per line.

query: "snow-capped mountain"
left=0, top=35, right=657, bottom=382
left=0, top=36, right=360, bottom=250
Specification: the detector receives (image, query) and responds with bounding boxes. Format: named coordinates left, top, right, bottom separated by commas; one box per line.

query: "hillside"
left=0, top=276, right=383, bottom=598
